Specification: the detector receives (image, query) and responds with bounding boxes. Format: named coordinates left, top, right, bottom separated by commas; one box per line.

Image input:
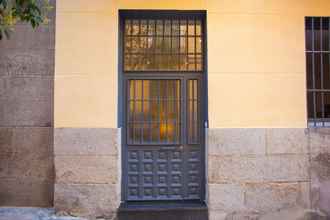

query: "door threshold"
left=118, top=200, right=207, bottom=212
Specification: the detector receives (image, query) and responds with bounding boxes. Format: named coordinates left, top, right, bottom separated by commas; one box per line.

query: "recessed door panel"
left=125, top=78, right=203, bottom=201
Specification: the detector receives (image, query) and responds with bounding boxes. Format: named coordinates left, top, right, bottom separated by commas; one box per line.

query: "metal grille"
left=306, top=17, right=330, bottom=127
left=188, top=79, right=199, bottom=144
left=128, top=80, right=181, bottom=144
left=124, top=17, right=203, bottom=71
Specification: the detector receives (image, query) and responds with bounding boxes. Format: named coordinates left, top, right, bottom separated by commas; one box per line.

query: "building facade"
left=1, top=0, right=330, bottom=220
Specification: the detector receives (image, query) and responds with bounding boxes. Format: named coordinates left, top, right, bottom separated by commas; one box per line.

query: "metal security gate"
left=119, top=11, right=206, bottom=202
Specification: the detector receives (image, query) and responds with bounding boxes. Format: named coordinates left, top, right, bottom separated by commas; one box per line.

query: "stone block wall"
left=0, top=0, right=55, bottom=207
left=309, top=129, right=330, bottom=217
left=208, top=128, right=330, bottom=220
left=54, top=128, right=121, bottom=219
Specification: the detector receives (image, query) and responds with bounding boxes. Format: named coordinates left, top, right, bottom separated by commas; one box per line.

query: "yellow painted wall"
left=55, top=0, right=330, bottom=128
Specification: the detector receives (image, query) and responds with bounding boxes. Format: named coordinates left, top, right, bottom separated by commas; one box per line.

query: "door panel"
left=125, top=78, right=203, bottom=201
left=120, top=11, right=206, bottom=202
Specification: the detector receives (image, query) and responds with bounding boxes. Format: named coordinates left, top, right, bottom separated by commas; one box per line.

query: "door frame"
left=117, top=10, right=208, bottom=203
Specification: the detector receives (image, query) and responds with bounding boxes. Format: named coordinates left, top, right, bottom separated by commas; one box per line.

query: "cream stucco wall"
left=55, top=0, right=330, bottom=128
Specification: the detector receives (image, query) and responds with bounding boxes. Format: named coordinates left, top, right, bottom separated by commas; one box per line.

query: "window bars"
left=124, top=17, right=203, bottom=72
left=306, top=17, right=330, bottom=127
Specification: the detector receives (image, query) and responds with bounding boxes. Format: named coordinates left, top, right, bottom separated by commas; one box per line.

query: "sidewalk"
left=0, top=208, right=85, bottom=220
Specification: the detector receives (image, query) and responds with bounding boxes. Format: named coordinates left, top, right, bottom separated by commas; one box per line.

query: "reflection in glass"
left=128, top=80, right=181, bottom=144
left=124, top=17, right=204, bottom=71
left=188, top=20, right=195, bottom=35
left=187, top=80, right=199, bottom=144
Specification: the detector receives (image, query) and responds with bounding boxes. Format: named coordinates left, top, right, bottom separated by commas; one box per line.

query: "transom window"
left=123, top=15, right=204, bottom=72
left=305, top=17, right=330, bottom=127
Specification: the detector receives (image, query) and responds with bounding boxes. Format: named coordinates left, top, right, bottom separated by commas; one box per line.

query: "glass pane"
left=132, top=20, right=139, bottom=35
left=196, top=37, right=202, bottom=53
left=156, top=20, right=163, bottom=35
left=315, top=53, right=322, bottom=89
left=148, top=20, right=155, bottom=35
left=196, top=20, right=202, bottom=36
left=155, top=37, right=163, bottom=53
left=325, top=92, right=330, bottom=118
left=307, top=92, right=314, bottom=119
left=124, top=17, right=203, bottom=71
left=180, top=37, right=187, bottom=54
left=324, top=53, right=330, bottom=89
left=196, top=55, right=202, bottom=71
left=131, top=37, right=140, bottom=53
left=141, top=20, right=148, bottom=35
left=164, top=37, right=171, bottom=53
left=188, top=20, right=195, bottom=35
left=125, top=37, right=132, bottom=53
left=314, top=18, right=321, bottom=51
left=140, top=37, right=148, bottom=53
left=188, top=54, right=196, bottom=71
left=180, top=20, right=187, bottom=36
left=165, top=20, right=171, bottom=36
left=305, top=18, right=313, bottom=51
left=316, top=92, right=322, bottom=118
left=125, top=55, right=132, bottom=71
left=188, top=37, right=195, bottom=54
left=130, top=54, right=141, bottom=70
left=125, top=20, right=132, bottom=35
left=155, top=55, right=169, bottom=70
left=187, top=80, right=199, bottom=143
left=180, top=55, right=188, bottom=70
left=172, top=37, right=180, bottom=53
left=169, top=55, right=179, bottom=70
left=322, top=18, right=329, bottom=51
left=172, top=20, right=180, bottom=36
left=128, top=80, right=181, bottom=144
left=306, top=53, right=313, bottom=89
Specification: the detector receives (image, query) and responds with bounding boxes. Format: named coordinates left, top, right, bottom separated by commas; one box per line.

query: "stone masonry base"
left=53, top=128, right=330, bottom=219
left=208, top=128, right=330, bottom=220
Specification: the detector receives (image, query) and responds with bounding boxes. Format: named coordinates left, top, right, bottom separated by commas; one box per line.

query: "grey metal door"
left=120, top=11, right=206, bottom=202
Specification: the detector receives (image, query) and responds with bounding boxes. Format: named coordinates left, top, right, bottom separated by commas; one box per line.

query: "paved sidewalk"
left=0, top=208, right=85, bottom=220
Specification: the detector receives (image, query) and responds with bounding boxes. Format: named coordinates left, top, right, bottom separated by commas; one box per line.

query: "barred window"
left=306, top=17, right=330, bottom=127
left=123, top=17, right=203, bottom=72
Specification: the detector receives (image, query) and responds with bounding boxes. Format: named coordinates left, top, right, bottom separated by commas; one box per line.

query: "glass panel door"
left=125, top=77, right=203, bottom=201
